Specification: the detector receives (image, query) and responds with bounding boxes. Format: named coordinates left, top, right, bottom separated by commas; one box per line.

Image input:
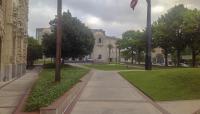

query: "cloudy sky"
left=28, top=0, right=200, bottom=38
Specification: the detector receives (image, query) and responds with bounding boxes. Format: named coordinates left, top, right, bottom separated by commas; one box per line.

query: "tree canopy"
left=27, top=37, right=43, bottom=67
left=42, top=11, right=95, bottom=59
left=120, top=4, right=200, bottom=67
left=121, top=30, right=145, bottom=64
left=153, top=4, right=200, bottom=67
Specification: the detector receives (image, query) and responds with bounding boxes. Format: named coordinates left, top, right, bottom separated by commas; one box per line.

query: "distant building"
left=152, top=48, right=172, bottom=65
left=36, top=28, right=51, bottom=45
left=0, top=0, right=29, bottom=81
left=89, top=29, right=120, bottom=63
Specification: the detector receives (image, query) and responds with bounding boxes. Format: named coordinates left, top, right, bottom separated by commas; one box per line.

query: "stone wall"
left=0, top=0, right=28, bottom=82
left=91, top=29, right=119, bottom=63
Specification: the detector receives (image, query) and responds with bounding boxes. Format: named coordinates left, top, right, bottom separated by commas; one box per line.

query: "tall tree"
left=183, top=9, right=200, bottom=67
left=27, top=37, right=42, bottom=67
left=121, top=30, right=145, bottom=64
left=116, top=40, right=122, bottom=63
left=164, top=4, right=188, bottom=66
left=152, top=16, right=173, bottom=66
left=43, top=11, right=95, bottom=59
left=108, top=44, right=114, bottom=63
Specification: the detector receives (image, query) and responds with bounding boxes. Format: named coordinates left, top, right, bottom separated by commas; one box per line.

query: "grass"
left=120, top=68, right=200, bottom=101
left=34, top=59, right=53, bottom=65
left=85, top=64, right=143, bottom=71
left=25, top=64, right=89, bottom=112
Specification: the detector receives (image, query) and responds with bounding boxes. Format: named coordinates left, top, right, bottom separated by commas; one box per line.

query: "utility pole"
left=145, top=0, right=152, bottom=70
left=55, top=0, right=62, bottom=82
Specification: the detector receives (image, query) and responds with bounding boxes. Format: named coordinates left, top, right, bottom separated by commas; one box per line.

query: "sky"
left=28, top=0, right=200, bottom=38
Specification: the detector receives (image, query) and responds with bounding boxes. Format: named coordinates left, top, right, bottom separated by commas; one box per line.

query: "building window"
left=98, top=54, right=102, bottom=59
left=98, top=38, right=102, bottom=43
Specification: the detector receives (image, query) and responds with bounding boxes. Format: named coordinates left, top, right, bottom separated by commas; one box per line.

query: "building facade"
left=36, top=28, right=51, bottom=45
left=0, top=0, right=29, bottom=82
left=90, top=29, right=119, bottom=63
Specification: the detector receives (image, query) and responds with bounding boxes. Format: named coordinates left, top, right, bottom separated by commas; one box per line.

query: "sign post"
left=55, top=0, right=62, bottom=82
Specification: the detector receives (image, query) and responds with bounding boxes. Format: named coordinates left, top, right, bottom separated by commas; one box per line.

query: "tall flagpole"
left=55, top=0, right=62, bottom=82
left=145, top=0, right=152, bottom=70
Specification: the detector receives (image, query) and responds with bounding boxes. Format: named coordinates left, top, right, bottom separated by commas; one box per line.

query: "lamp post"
left=55, top=0, right=62, bottom=82
left=145, top=0, right=152, bottom=70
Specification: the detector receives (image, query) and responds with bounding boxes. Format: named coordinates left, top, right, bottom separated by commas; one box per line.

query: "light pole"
left=55, top=0, right=62, bottom=82
left=145, top=0, right=152, bottom=70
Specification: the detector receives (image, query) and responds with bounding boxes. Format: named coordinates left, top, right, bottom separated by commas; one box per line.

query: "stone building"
left=152, top=47, right=172, bottom=65
left=0, top=0, right=29, bottom=82
left=89, top=29, right=120, bottom=63
left=36, top=28, right=51, bottom=45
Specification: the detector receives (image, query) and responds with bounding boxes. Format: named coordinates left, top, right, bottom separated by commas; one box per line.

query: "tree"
left=121, top=30, right=145, bottom=64
left=183, top=9, right=200, bottom=67
left=42, top=33, right=56, bottom=59
left=116, top=40, right=122, bottom=63
left=27, top=37, right=42, bottom=67
left=108, top=44, right=114, bottom=63
left=164, top=4, right=188, bottom=66
left=43, top=11, right=95, bottom=60
left=152, top=16, right=173, bottom=66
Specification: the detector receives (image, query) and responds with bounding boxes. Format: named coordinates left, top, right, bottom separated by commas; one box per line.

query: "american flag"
left=130, top=0, right=138, bottom=11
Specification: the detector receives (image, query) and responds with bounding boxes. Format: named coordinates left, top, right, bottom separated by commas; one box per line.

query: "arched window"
left=98, top=54, right=102, bottom=59
left=98, top=38, right=102, bottom=43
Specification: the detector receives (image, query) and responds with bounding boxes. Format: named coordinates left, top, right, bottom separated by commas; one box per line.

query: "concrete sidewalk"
left=0, top=67, right=41, bottom=114
left=70, top=70, right=170, bottom=114
left=158, top=100, right=200, bottom=114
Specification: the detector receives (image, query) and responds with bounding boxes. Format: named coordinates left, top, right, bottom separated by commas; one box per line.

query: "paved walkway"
left=0, top=67, right=41, bottom=114
left=158, top=100, right=200, bottom=114
left=70, top=70, right=170, bottom=114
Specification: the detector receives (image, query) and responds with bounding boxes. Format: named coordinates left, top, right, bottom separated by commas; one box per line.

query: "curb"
left=119, top=72, right=171, bottom=114
left=40, top=70, right=93, bottom=114
left=13, top=66, right=43, bottom=114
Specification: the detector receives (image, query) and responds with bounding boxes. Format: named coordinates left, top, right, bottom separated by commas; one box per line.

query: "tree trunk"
left=138, top=51, right=141, bottom=65
left=177, top=50, right=181, bottom=67
left=192, top=50, right=196, bottom=67
left=164, top=51, right=168, bottom=67
left=116, top=48, right=118, bottom=63
left=109, top=49, right=111, bottom=64
left=118, top=48, right=121, bottom=63
left=131, top=48, right=134, bottom=64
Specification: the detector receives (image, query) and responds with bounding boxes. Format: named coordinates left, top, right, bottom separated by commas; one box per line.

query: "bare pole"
left=145, top=0, right=152, bottom=70
left=55, top=0, right=62, bottom=82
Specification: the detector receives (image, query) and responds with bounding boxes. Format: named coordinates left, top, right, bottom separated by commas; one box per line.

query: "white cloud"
left=85, top=16, right=103, bottom=27
left=152, top=6, right=165, bottom=14
left=28, top=0, right=200, bottom=37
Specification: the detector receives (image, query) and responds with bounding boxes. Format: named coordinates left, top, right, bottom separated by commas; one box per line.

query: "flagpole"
left=145, top=0, right=152, bottom=70
left=55, top=0, right=62, bottom=82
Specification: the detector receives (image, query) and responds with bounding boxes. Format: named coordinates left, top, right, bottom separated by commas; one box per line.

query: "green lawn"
left=85, top=64, right=143, bottom=70
left=25, top=65, right=89, bottom=112
left=34, top=59, right=53, bottom=65
left=120, top=68, right=200, bottom=101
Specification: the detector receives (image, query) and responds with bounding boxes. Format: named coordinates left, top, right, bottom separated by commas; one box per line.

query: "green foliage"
left=121, top=68, right=200, bottom=101
left=42, top=34, right=56, bottom=58
left=121, top=30, right=145, bottom=64
left=25, top=65, right=89, bottom=112
left=183, top=9, right=200, bottom=66
left=27, top=37, right=42, bottom=66
left=153, top=4, right=200, bottom=67
left=42, top=11, right=95, bottom=59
